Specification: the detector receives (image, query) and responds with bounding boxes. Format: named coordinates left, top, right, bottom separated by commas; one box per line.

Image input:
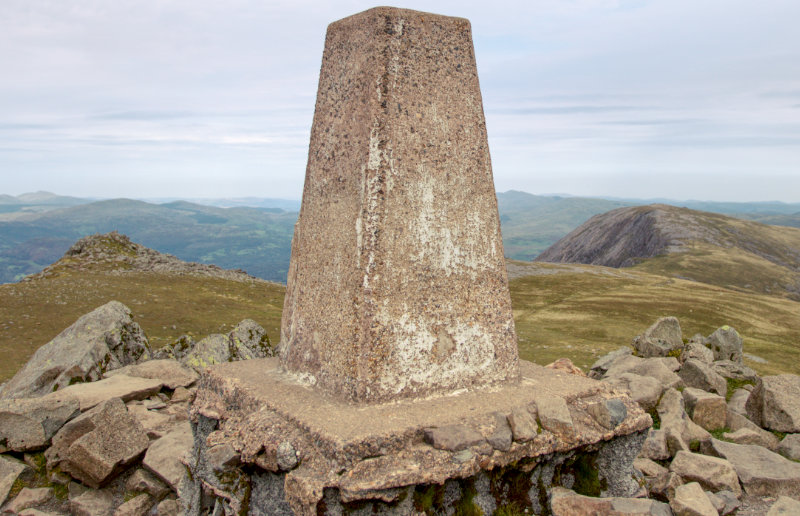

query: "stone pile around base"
left=0, top=302, right=275, bottom=515
left=589, top=316, right=800, bottom=516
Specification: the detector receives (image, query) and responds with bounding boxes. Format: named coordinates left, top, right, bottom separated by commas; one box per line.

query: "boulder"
left=181, top=320, right=272, bottom=371
left=723, top=427, right=777, bottom=447
left=487, top=413, right=512, bottom=451
left=69, top=489, right=115, bottom=516
left=767, top=496, right=800, bottom=515
left=587, top=398, right=627, bottom=430
left=549, top=487, right=672, bottom=516
left=143, top=422, right=193, bottom=490
left=632, top=317, right=683, bottom=358
left=227, top=319, right=273, bottom=357
left=3, top=487, right=53, bottom=513
left=727, top=388, right=750, bottom=415
left=712, top=360, right=758, bottom=382
left=634, top=457, right=668, bottom=478
left=603, top=373, right=663, bottom=411
left=113, top=493, right=153, bottom=516
left=535, top=396, right=573, bottom=435
left=726, top=409, right=780, bottom=450
left=669, top=482, right=717, bottom=516
left=0, top=301, right=151, bottom=399
left=506, top=407, right=538, bottom=442
left=126, top=468, right=171, bottom=500
left=708, top=326, right=743, bottom=363
left=682, top=388, right=726, bottom=431
left=126, top=402, right=174, bottom=439
left=589, top=347, right=632, bottom=379
left=678, top=359, right=726, bottom=396
left=669, top=450, right=741, bottom=497
left=703, top=438, right=800, bottom=496
left=46, top=397, right=149, bottom=488
left=777, top=434, right=800, bottom=461
left=156, top=498, right=180, bottom=516
left=680, top=340, right=714, bottom=364
left=639, top=429, right=670, bottom=461
left=710, top=490, right=740, bottom=515
left=606, top=356, right=683, bottom=390
left=0, top=456, right=30, bottom=506
left=104, top=359, right=198, bottom=390
left=43, top=374, right=162, bottom=412
left=648, top=471, right=683, bottom=502
left=424, top=424, right=485, bottom=451
left=745, top=374, right=800, bottom=432
left=0, top=397, right=80, bottom=451
left=657, top=388, right=711, bottom=456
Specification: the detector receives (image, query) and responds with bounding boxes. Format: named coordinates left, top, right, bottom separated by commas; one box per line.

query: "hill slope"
left=536, top=204, right=800, bottom=300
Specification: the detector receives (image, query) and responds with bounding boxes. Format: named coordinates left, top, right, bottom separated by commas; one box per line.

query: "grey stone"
left=657, top=388, right=711, bottom=457
left=105, top=359, right=198, bottom=390
left=126, top=402, right=173, bottom=440
left=69, top=489, right=115, bottom=516
left=713, top=490, right=741, bottom=515
left=113, top=493, right=153, bottom=516
left=424, top=424, right=485, bottom=451
left=727, top=388, right=750, bottom=415
left=639, top=428, right=670, bottom=461
left=126, top=468, right=171, bottom=500
left=745, top=374, right=800, bottom=432
left=723, top=427, right=777, bottom=447
left=712, top=360, right=758, bottom=382
left=452, top=449, right=474, bottom=463
left=143, top=422, right=193, bottom=490
left=248, top=471, right=293, bottom=516
left=669, top=482, right=717, bottom=516
left=607, top=356, right=683, bottom=389
left=604, top=373, right=663, bottom=411
left=649, top=471, right=684, bottom=502
left=206, top=443, right=240, bottom=472
left=634, top=457, right=667, bottom=478
left=227, top=319, right=273, bottom=358
left=632, top=317, right=683, bottom=358
left=588, top=398, right=627, bottom=429
left=182, top=321, right=272, bottom=372
left=0, top=396, right=80, bottom=451
left=536, top=396, right=573, bottom=435
left=767, top=496, right=800, bottom=515
left=777, top=433, right=800, bottom=461
left=0, top=301, right=151, bottom=399
left=43, top=374, right=163, bottom=412
left=0, top=455, right=30, bottom=506
left=680, top=341, right=714, bottom=364
left=669, top=450, right=741, bottom=497
left=703, top=438, right=800, bottom=496
left=507, top=406, right=538, bottom=442
left=708, top=325, right=743, bottom=363
left=726, top=409, right=780, bottom=450
left=596, top=430, right=647, bottom=498
left=682, top=387, right=726, bottom=431
left=486, top=413, right=512, bottom=451
left=2, top=487, right=52, bottom=513
left=549, top=487, right=672, bottom=515
left=53, top=397, right=149, bottom=488
left=678, top=359, right=727, bottom=396
left=589, top=346, right=632, bottom=379
left=156, top=498, right=180, bottom=516
left=276, top=441, right=298, bottom=471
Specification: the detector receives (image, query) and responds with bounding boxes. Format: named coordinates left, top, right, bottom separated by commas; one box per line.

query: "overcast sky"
left=1, top=0, right=799, bottom=202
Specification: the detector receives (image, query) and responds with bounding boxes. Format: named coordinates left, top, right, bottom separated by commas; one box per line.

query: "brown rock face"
left=280, top=6, right=519, bottom=402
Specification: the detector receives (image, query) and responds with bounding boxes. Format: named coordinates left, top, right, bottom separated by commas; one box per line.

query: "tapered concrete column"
left=280, top=7, right=519, bottom=402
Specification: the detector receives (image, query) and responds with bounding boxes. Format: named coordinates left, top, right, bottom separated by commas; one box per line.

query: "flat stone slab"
left=143, top=421, right=193, bottom=490
left=191, top=358, right=651, bottom=512
left=44, top=374, right=163, bottom=411
left=704, top=438, right=800, bottom=496
left=104, top=359, right=198, bottom=390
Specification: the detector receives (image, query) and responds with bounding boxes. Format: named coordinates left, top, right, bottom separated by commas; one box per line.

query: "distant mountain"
left=140, top=196, right=302, bottom=212
left=537, top=204, right=800, bottom=300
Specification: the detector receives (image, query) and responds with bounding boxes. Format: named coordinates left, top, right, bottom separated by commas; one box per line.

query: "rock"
left=745, top=374, right=800, bottom=432
left=507, top=406, right=538, bottom=442
left=113, top=493, right=153, bottom=516
left=727, top=388, right=750, bottom=415
left=603, top=373, right=663, bottom=411
left=43, top=374, right=163, bottom=412
left=104, top=359, right=198, bottom=390
left=726, top=410, right=780, bottom=450
left=767, top=496, right=800, bottom=515
left=712, top=360, right=758, bottom=382
left=682, top=388, right=726, bottom=431
left=0, top=301, right=151, bottom=399
left=608, top=356, right=683, bottom=390
left=587, top=398, right=627, bottom=429
left=3, top=487, right=52, bottom=513
left=680, top=341, right=714, bottom=364
left=156, top=498, right=180, bottom=516
left=723, top=427, right=776, bottom=447
left=68, top=488, right=115, bottom=516
left=424, top=424, right=485, bottom=451
left=639, top=429, right=670, bottom=461
left=549, top=487, right=672, bottom=515
left=17, top=509, right=63, bottom=516
left=648, top=471, right=683, bottom=502
left=182, top=320, right=272, bottom=371
left=169, top=387, right=193, bottom=404
left=126, top=468, right=171, bottom=500
left=276, top=441, right=298, bottom=471
left=545, top=358, right=587, bottom=376
left=0, top=397, right=80, bottom=451
left=708, top=325, right=743, bottom=363
left=589, top=347, right=632, bottom=379
left=126, top=403, right=173, bottom=439
left=657, top=388, right=711, bottom=457
left=669, top=482, right=717, bottom=516
left=703, top=438, right=800, bottom=496
left=712, top=490, right=740, bottom=515
left=47, top=397, right=149, bottom=488
left=0, top=455, right=29, bottom=506
left=536, top=396, right=573, bottom=435
left=678, top=359, right=727, bottom=396
left=669, top=450, right=741, bottom=496
left=143, top=422, right=193, bottom=490
left=487, top=413, right=512, bottom=451
left=144, top=397, right=167, bottom=410
left=777, top=434, right=800, bottom=461
left=634, top=457, right=667, bottom=478
left=632, top=317, right=683, bottom=358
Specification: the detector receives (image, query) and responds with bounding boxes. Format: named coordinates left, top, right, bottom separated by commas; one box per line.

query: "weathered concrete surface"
left=279, top=6, right=519, bottom=403
left=185, top=358, right=651, bottom=514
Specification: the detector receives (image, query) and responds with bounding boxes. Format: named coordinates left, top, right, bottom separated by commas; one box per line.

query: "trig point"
left=280, top=5, right=519, bottom=402
left=185, top=7, right=651, bottom=515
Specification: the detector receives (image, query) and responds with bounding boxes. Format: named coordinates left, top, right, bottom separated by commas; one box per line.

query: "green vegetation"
left=726, top=378, right=756, bottom=400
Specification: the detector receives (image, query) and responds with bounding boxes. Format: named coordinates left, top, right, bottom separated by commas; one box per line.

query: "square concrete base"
left=183, top=358, right=651, bottom=515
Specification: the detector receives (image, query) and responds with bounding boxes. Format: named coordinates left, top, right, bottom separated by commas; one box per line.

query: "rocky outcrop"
left=702, top=438, right=800, bottom=496
left=632, top=317, right=683, bottom=358
left=0, top=301, right=151, bottom=399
